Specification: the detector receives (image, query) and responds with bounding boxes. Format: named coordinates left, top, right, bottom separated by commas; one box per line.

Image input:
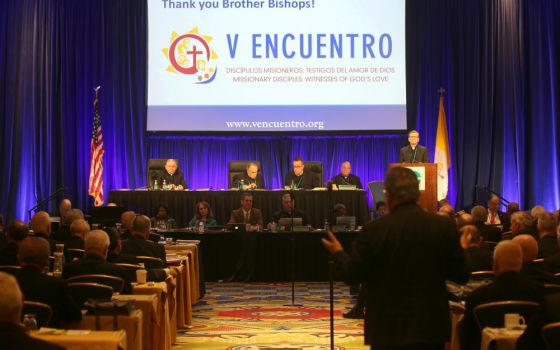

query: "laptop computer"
left=336, top=216, right=356, bottom=230
left=278, top=217, right=303, bottom=230
left=227, top=223, right=247, bottom=233
left=338, top=184, right=357, bottom=190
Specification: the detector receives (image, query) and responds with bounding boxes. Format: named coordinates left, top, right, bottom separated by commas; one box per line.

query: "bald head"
left=121, top=211, right=136, bottom=230
left=85, top=230, right=110, bottom=258
left=456, top=213, right=473, bottom=229
left=512, top=234, right=539, bottom=262
left=64, top=208, right=84, bottom=226
left=493, top=241, right=523, bottom=276
left=438, top=205, right=455, bottom=220
left=30, top=211, right=51, bottom=236
left=59, top=199, right=72, bottom=217
left=70, top=219, right=90, bottom=239
left=0, top=272, right=23, bottom=324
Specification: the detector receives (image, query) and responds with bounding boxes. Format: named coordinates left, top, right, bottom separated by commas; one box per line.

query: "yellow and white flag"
left=434, top=94, right=450, bottom=201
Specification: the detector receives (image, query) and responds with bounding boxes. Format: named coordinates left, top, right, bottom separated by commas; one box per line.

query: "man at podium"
left=399, top=130, right=429, bottom=163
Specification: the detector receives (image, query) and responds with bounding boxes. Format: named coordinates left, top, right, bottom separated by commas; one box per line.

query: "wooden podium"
left=389, top=163, right=437, bottom=213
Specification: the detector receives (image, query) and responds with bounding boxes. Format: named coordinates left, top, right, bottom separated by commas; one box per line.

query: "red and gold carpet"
left=173, top=282, right=368, bottom=350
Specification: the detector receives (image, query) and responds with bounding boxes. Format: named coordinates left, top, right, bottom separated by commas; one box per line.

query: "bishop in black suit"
left=399, top=130, right=429, bottom=163
left=322, top=167, right=468, bottom=350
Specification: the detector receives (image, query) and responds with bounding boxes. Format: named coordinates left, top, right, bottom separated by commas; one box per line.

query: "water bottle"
left=324, top=219, right=329, bottom=231
left=153, top=179, right=159, bottom=190
left=55, top=243, right=65, bottom=265
left=198, top=221, right=205, bottom=233
left=239, top=179, right=245, bottom=190
left=162, top=179, right=167, bottom=190
left=23, top=314, right=37, bottom=332
left=53, top=252, right=64, bottom=277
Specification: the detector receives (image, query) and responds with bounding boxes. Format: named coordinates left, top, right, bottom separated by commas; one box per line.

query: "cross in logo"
left=186, top=45, right=204, bottom=70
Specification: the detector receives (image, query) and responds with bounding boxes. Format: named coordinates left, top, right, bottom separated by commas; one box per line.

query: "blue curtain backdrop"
left=1, top=0, right=559, bottom=221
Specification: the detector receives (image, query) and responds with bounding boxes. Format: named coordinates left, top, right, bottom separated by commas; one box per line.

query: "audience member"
left=51, top=208, right=84, bottom=241
left=543, top=224, right=560, bottom=273
left=64, top=219, right=89, bottom=250
left=531, top=205, right=547, bottom=221
left=503, top=211, right=535, bottom=240
left=437, top=204, right=455, bottom=220
left=119, top=210, right=136, bottom=239
left=228, top=193, right=263, bottom=231
left=62, top=230, right=132, bottom=294
left=0, top=271, right=65, bottom=350
left=150, top=204, right=177, bottom=230
left=322, top=167, right=468, bottom=350
left=105, top=228, right=170, bottom=282
left=458, top=241, right=545, bottom=350
left=16, top=237, right=82, bottom=327
left=537, top=212, right=559, bottom=258
left=189, top=201, right=218, bottom=228
left=471, top=205, right=502, bottom=242
left=30, top=211, right=56, bottom=252
left=456, top=212, right=473, bottom=229
left=517, top=292, right=560, bottom=350
left=0, top=220, right=28, bottom=266
left=513, top=234, right=558, bottom=284
left=460, top=225, right=492, bottom=272
left=121, top=215, right=167, bottom=265
left=330, top=161, right=363, bottom=189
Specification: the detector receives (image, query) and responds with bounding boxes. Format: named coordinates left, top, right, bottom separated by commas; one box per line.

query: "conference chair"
left=304, top=161, right=324, bottom=187
left=66, top=248, right=85, bottom=261
left=67, top=274, right=125, bottom=294
left=68, top=282, right=114, bottom=306
left=544, top=284, right=560, bottom=295
left=542, top=322, right=560, bottom=350
left=469, top=270, right=495, bottom=280
left=474, top=300, right=539, bottom=330
left=228, top=160, right=261, bottom=188
left=0, top=265, right=20, bottom=274
left=147, top=158, right=180, bottom=188
left=22, top=301, right=53, bottom=328
left=136, top=256, right=164, bottom=269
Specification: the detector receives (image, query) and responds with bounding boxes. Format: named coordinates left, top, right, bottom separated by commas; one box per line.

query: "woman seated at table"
left=150, top=204, right=177, bottom=230
left=189, top=201, right=218, bottom=228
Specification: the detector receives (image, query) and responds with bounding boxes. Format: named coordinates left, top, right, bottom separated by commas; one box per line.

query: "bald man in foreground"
left=459, top=240, right=545, bottom=350
left=0, top=272, right=64, bottom=349
left=513, top=234, right=559, bottom=284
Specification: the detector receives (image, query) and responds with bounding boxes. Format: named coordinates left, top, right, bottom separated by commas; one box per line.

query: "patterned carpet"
left=173, top=282, right=368, bottom=350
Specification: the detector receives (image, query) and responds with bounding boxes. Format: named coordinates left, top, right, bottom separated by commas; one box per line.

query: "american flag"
left=88, top=86, right=104, bottom=206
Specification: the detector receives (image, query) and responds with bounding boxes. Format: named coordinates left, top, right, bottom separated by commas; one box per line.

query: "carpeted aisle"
left=173, top=282, right=368, bottom=350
